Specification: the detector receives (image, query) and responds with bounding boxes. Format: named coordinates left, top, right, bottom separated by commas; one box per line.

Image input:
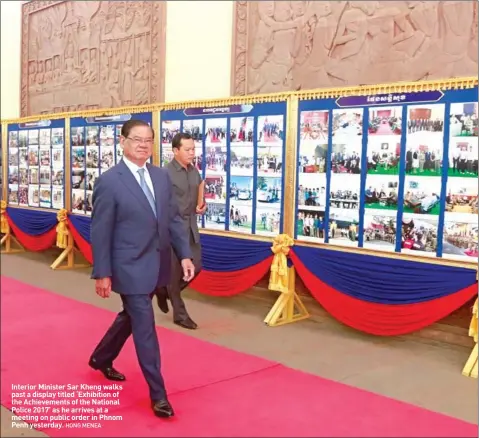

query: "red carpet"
left=1, top=276, right=476, bottom=437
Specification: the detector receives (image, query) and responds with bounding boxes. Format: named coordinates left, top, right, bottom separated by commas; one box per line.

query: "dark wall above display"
left=295, top=87, right=478, bottom=263
left=160, top=102, right=287, bottom=237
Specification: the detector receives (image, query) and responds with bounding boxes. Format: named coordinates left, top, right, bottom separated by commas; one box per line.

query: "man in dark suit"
left=88, top=119, right=195, bottom=419
left=155, top=133, right=205, bottom=330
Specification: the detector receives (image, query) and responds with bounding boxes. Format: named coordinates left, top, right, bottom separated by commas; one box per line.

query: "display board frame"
left=68, top=112, right=153, bottom=217
left=160, top=101, right=288, bottom=238
left=6, top=118, right=67, bottom=210
left=295, top=87, right=478, bottom=264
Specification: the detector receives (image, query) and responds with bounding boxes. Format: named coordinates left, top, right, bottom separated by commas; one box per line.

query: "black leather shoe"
left=156, top=291, right=169, bottom=314
left=174, top=318, right=198, bottom=330
left=151, top=399, right=174, bottom=418
left=89, top=359, right=126, bottom=381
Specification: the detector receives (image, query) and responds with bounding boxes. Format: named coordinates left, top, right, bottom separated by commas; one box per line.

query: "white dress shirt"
left=122, top=156, right=156, bottom=200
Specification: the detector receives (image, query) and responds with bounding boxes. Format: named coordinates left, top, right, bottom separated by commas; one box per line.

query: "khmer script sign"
left=336, top=91, right=445, bottom=108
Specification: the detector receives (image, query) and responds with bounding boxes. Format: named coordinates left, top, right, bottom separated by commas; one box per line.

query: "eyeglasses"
left=126, top=137, right=154, bottom=146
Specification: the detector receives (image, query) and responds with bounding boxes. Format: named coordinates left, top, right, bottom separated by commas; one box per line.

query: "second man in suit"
left=156, top=132, right=206, bottom=329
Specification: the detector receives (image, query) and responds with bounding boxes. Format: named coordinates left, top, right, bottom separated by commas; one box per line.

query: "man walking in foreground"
left=156, top=132, right=206, bottom=330
left=88, top=119, right=195, bottom=419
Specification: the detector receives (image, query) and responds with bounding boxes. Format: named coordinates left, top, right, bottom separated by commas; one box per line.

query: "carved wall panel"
left=21, top=1, right=166, bottom=116
left=231, top=1, right=478, bottom=95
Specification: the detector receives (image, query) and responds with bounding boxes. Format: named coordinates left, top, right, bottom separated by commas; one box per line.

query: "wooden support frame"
left=264, top=267, right=310, bottom=327
left=50, top=232, right=89, bottom=270
left=462, top=344, right=478, bottom=379
left=0, top=230, right=24, bottom=254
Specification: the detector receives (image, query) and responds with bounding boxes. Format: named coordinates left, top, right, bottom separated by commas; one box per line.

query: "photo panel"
left=255, top=176, right=281, bottom=236
left=39, top=185, right=52, bottom=209
left=257, top=144, right=282, bottom=177
left=405, top=104, right=445, bottom=177
left=229, top=175, right=254, bottom=234
left=161, top=120, right=180, bottom=167
left=28, top=185, right=40, bottom=208
left=8, top=185, right=19, bottom=204
left=297, top=208, right=326, bottom=243
left=257, top=115, right=283, bottom=147
left=51, top=128, right=64, bottom=148
left=328, top=173, right=360, bottom=246
left=115, top=125, right=123, bottom=164
left=299, top=111, right=328, bottom=173
left=28, top=129, right=39, bottom=146
left=449, top=102, right=478, bottom=138
left=403, top=176, right=442, bottom=216
left=52, top=187, right=64, bottom=210
left=364, top=174, right=399, bottom=212
left=8, top=130, right=20, bottom=204
left=100, top=125, right=115, bottom=148
left=401, top=214, right=438, bottom=257
left=332, top=109, right=363, bottom=143
left=443, top=177, right=478, bottom=261
left=368, top=106, right=402, bottom=136
left=363, top=211, right=398, bottom=252
left=183, top=119, right=204, bottom=171
left=18, top=131, right=27, bottom=148
left=72, top=188, right=85, bottom=215
left=230, top=116, right=254, bottom=146
left=39, top=128, right=51, bottom=146
left=204, top=175, right=227, bottom=231
left=205, top=118, right=227, bottom=148
left=366, top=135, right=401, bottom=176
left=18, top=186, right=28, bottom=207
left=71, top=126, right=85, bottom=147
left=447, top=137, right=478, bottom=178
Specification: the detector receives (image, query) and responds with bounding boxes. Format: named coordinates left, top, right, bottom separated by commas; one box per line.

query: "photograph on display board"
left=368, top=106, right=402, bottom=136
left=229, top=175, right=253, bottom=234
left=363, top=212, right=397, bottom=252
left=405, top=104, right=445, bottom=177
left=403, top=176, right=441, bottom=215
left=401, top=214, right=438, bottom=255
left=297, top=209, right=326, bottom=242
left=161, top=120, right=180, bottom=167
left=230, top=117, right=254, bottom=146
left=52, top=188, right=64, bottom=210
left=328, top=173, right=360, bottom=246
left=367, top=129, right=401, bottom=176
left=18, top=131, right=27, bottom=148
left=443, top=177, right=478, bottom=260
left=115, top=125, right=124, bottom=164
left=364, top=174, right=399, bottom=211
left=8, top=131, right=20, bottom=206
left=257, top=144, right=282, bottom=177
left=299, top=111, right=328, bottom=173
left=331, top=109, right=363, bottom=174
left=255, top=176, right=281, bottom=236
left=28, top=129, right=39, bottom=146
left=448, top=137, right=478, bottom=178
left=40, top=128, right=51, bottom=146
left=100, top=125, right=115, bottom=171
left=28, top=186, right=40, bottom=208
left=52, top=128, right=64, bottom=147
left=257, top=115, right=283, bottom=147
left=332, top=109, right=363, bottom=141
left=183, top=119, right=204, bottom=171
left=450, top=102, right=478, bottom=137
left=204, top=175, right=226, bottom=231
left=205, top=118, right=227, bottom=147
left=205, top=144, right=227, bottom=175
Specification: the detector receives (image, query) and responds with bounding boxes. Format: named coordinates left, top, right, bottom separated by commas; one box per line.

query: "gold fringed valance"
left=2, top=77, right=477, bottom=124
left=269, top=234, right=294, bottom=293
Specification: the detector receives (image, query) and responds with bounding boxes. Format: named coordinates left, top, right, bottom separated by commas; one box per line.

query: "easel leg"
left=0, top=232, right=25, bottom=254
left=264, top=267, right=310, bottom=327
left=462, top=343, right=478, bottom=379
left=50, top=234, right=90, bottom=270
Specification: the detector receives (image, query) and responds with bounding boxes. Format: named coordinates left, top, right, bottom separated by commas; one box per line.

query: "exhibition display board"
left=69, top=112, right=153, bottom=216
left=295, top=87, right=478, bottom=263
left=6, top=119, right=66, bottom=210
left=160, top=102, right=287, bottom=237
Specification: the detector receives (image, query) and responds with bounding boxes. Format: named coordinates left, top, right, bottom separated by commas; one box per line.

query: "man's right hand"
left=95, top=278, right=111, bottom=298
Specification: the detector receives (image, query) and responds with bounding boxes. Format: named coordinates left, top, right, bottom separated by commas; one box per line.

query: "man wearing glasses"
left=88, top=119, right=194, bottom=419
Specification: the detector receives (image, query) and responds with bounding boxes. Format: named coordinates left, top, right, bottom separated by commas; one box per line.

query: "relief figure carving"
left=21, top=0, right=165, bottom=116
left=232, top=1, right=478, bottom=95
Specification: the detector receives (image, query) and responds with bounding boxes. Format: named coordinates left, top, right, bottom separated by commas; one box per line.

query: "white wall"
left=0, top=1, right=234, bottom=120
left=1, top=0, right=23, bottom=120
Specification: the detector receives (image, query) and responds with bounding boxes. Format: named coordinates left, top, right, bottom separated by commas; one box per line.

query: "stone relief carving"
left=21, top=1, right=165, bottom=116
left=232, top=1, right=478, bottom=95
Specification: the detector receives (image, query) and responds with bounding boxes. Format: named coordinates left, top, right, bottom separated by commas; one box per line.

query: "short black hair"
left=121, top=119, right=154, bottom=138
left=172, top=132, right=192, bottom=150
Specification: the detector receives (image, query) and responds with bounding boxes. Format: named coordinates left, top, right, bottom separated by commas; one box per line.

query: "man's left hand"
left=181, top=259, right=195, bottom=282
left=196, top=203, right=207, bottom=215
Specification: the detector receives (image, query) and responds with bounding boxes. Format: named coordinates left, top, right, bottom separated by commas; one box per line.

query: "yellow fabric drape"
left=55, top=209, right=69, bottom=249
left=269, top=234, right=294, bottom=293
left=0, top=200, right=9, bottom=234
